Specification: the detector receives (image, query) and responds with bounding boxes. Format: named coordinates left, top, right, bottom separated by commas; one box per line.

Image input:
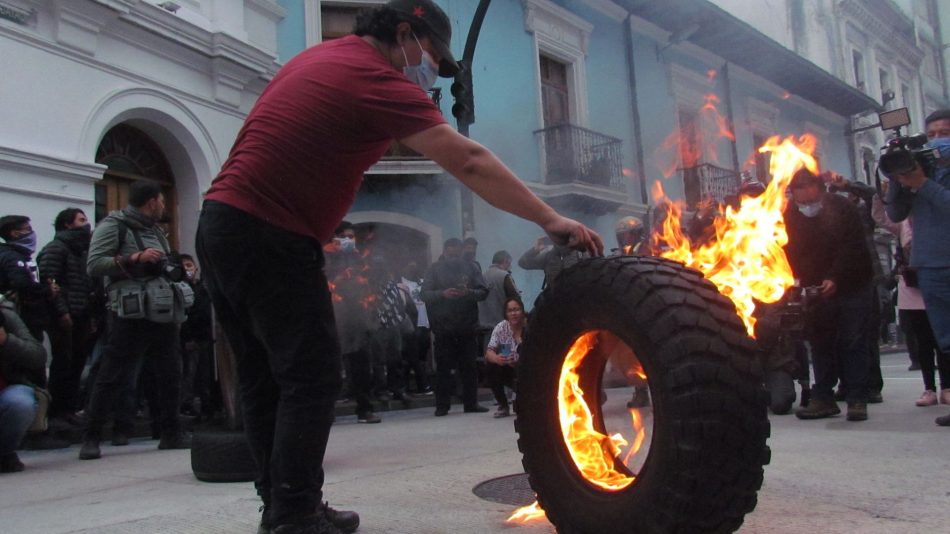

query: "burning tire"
left=515, top=256, right=770, bottom=533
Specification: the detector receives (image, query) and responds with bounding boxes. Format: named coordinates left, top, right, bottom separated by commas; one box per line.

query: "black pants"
left=197, top=201, right=342, bottom=526
left=47, top=315, right=96, bottom=418
left=433, top=331, right=478, bottom=410
left=487, top=362, right=516, bottom=409
left=343, top=348, right=374, bottom=415
left=84, top=317, right=180, bottom=438
left=401, top=327, right=430, bottom=392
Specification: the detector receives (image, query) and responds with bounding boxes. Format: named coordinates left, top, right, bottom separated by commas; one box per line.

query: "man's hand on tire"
left=542, top=215, right=604, bottom=257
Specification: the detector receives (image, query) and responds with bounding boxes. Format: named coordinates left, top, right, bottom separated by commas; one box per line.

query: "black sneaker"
left=23, top=432, right=71, bottom=450
left=79, top=439, right=101, bottom=460
left=158, top=432, right=192, bottom=450
left=357, top=411, right=381, bottom=424
left=111, top=432, right=130, bottom=446
left=463, top=404, right=489, bottom=413
left=936, top=412, right=950, bottom=427
left=271, top=513, right=345, bottom=534
left=0, top=452, right=25, bottom=473
left=434, top=406, right=449, bottom=417
left=867, top=392, right=883, bottom=404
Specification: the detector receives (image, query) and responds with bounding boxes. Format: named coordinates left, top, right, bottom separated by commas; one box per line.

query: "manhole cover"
left=472, top=473, right=536, bottom=505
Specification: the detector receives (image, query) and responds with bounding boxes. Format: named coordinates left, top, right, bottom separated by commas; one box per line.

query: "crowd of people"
left=0, top=181, right=215, bottom=471
left=3, top=0, right=948, bottom=531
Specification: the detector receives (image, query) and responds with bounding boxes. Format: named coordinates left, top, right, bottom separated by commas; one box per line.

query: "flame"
left=654, top=93, right=735, bottom=178
left=508, top=501, right=547, bottom=523
left=652, top=134, right=819, bottom=335
left=557, top=332, right=636, bottom=491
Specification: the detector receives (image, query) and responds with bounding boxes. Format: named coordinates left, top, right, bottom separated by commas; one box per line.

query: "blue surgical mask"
left=10, top=230, right=37, bottom=253
left=927, top=137, right=950, bottom=162
left=401, top=32, right=439, bottom=91
left=796, top=201, right=823, bottom=218
left=336, top=237, right=357, bottom=253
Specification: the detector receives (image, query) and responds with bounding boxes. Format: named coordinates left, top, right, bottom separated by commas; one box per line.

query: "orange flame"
left=654, top=93, right=735, bottom=178
left=652, top=134, right=819, bottom=335
left=508, top=500, right=547, bottom=523
left=557, top=332, right=636, bottom=491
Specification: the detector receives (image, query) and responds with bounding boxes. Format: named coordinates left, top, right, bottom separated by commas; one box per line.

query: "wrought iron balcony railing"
left=681, top=163, right=741, bottom=209
left=535, top=123, right=624, bottom=191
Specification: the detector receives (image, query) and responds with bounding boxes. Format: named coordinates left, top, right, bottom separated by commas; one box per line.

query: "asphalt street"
left=3, top=350, right=949, bottom=533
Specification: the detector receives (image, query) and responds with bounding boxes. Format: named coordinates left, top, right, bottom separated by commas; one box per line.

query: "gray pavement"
left=4, top=351, right=950, bottom=533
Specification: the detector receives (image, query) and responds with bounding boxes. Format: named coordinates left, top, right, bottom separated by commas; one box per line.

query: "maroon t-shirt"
left=205, top=35, right=446, bottom=242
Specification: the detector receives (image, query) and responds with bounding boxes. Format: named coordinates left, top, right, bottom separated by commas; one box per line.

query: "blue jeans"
left=0, top=385, right=36, bottom=455
left=918, top=267, right=950, bottom=354
left=807, top=284, right=874, bottom=403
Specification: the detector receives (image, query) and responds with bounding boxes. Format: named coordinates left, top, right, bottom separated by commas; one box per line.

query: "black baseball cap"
left=388, top=0, right=459, bottom=77
left=789, top=169, right=821, bottom=189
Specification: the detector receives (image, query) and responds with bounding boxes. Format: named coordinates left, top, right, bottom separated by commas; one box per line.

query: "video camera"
left=877, top=107, right=940, bottom=176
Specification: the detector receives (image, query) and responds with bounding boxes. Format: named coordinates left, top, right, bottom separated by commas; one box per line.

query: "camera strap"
left=114, top=218, right=170, bottom=255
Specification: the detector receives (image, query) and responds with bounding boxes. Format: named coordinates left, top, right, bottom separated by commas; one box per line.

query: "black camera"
left=879, top=133, right=938, bottom=176
left=877, top=107, right=940, bottom=176
left=137, top=253, right=184, bottom=282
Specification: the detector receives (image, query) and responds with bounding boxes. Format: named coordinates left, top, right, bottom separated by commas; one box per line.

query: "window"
left=852, top=50, right=866, bottom=91
left=879, top=68, right=892, bottom=107
left=305, top=0, right=382, bottom=45
left=540, top=55, right=570, bottom=127
left=524, top=0, right=592, bottom=128
left=320, top=4, right=362, bottom=41
left=752, top=134, right=771, bottom=185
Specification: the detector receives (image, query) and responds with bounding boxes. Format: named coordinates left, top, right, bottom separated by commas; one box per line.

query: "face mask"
left=185, top=269, right=197, bottom=281
left=336, top=237, right=357, bottom=253
left=401, top=32, right=439, bottom=91
left=927, top=137, right=950, bottom=163
left=10, top=230, right=37, bottom=253
left=796, top=201, right=822, bottom=218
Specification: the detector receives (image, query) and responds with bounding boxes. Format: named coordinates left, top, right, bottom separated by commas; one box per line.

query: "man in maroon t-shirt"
left=196, top=2, right=603, bottom=533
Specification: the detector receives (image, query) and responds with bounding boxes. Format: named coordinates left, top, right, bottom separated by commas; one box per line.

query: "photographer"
left=79, top=181, right=191, bottom=460
left=883, top=109, right=950, bottom=425
left=785, top=169, right=875, bottom=422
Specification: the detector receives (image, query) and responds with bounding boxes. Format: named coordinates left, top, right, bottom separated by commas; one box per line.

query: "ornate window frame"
left=523, top=0, right=593, bottom=128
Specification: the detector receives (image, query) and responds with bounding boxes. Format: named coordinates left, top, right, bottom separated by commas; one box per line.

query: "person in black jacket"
left=421, top=238, right=489, bottom=416
left=178, top=254, right=216, bottom=418
left=0, top=215, right=60, bottom=339
left=37, top=208, right=99, bottom=426
left=785, top=169, right=874, bottom=422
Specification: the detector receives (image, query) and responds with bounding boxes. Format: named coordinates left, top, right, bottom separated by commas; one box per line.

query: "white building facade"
left=0, top=0, right=283, bottom=252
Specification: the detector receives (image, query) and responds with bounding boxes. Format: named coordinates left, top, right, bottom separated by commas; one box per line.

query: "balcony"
left=681, top=163, right=741, bottom=209
left=532, top=123, right=627, bottom=214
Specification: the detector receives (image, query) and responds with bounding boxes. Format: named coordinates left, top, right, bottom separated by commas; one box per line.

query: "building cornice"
left=836, top=0, right=923, bottom=66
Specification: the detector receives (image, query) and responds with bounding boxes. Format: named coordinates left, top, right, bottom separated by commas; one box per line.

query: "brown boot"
left=794, top=397, right=840, bottom=420
left=846, top=401, right=868, bottom=421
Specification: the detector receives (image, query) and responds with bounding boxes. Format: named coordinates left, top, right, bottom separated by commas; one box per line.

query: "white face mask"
left=401, top=32, right=439, bottom=91
left=796, top=201, right=823, bottom=218
left=336, top=237, right=357, bottom=253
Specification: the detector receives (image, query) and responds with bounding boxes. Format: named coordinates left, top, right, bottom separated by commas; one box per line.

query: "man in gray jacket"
left=79, top=181, right=189, bottom=460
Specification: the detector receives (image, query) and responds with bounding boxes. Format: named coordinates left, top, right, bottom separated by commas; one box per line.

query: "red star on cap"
left=413, top=6, right=425, bottom=17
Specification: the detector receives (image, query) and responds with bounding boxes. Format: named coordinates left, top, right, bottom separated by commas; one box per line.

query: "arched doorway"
left=352, top=222, right=431, bottom=277
left=94, top=124, right=178, bottom=248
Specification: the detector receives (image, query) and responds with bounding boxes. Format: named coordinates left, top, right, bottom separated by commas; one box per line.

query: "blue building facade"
left=275, top=0, right=878, bottom=304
